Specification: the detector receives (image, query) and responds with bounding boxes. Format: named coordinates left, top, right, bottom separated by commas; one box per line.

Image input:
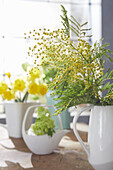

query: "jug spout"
left=54, top=129, right=70, bottom=142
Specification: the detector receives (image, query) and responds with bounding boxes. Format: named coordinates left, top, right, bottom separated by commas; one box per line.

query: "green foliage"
left=60, top=5, right=70, bottom=36
left=69, top=16, right=92, bottom=38
left=21, top=62, right=32, bottom=72
left=53, top=44, right=113, bottom=114
left=42, top=5, right=92, bottom=87
left=43, top=67, right=57, bottom=85
left=31, top=106, right=55, bottom=136
left=26, top=5, right=113, bottom=115
left=60, top=5, right=92, bottom=39
left=51, top=6, right=113, bottom=114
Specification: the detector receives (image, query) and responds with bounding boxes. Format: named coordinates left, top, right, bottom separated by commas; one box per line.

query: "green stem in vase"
left=21, top=91, right=29, bottom=102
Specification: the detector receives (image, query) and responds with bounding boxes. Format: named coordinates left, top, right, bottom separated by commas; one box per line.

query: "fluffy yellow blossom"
left=28, top=82, right=40, bottom=95
left=28, top=67, right=41, bottom=81
left=39, top=84, right=48, bottom=96
left=0, top=81, right=8, bottom=94
left=3, top=90, right=15, bottom=101
left=28, top=83, right=48, bottom=95
left=13, top=79, right=26, bottom=92
left=0, top=66, right=47, bottom=102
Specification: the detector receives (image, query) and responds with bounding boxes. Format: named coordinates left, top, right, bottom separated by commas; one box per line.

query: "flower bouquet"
left=24, top=5, right=113, bottom=114
left=0, top=67, right=48, bottom=103
left=24, top=5, right=113, bottom=168
left=0, top=67, right=48, bottom=138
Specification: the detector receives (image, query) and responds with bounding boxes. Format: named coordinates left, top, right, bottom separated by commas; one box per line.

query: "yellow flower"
left=28, top=67, right=41, bottom=81
left=39, top=84, right=48, bottom=96
left=5, top=72, right=11, bottom=79
left=28, top=82, right=40, bottom=95
left=0, top=81, right=8, bottom=94
left=13, top=79, right=26, bottom=92
left=3, top=90, right=15, bottom=101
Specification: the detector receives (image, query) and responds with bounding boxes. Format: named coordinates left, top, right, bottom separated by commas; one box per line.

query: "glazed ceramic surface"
left=46, top=90, right=70, bottom=129
left=4, top=102, right=37, bottom=138
left=73, top=105, right=113, bottom=170
left=22, top=104, right=70, bottom=155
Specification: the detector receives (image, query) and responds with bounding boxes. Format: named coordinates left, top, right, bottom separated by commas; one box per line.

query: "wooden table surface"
left=0, top=126, right=94, bottom=170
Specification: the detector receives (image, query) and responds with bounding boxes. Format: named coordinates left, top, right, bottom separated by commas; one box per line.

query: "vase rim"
left=3, top=101, right=39, bottom=105
left=94, top=105, right=113, bottom=107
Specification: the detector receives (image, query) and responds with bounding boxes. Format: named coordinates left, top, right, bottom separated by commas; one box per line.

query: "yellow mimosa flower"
left=0, top=81, right=8, bottom=94
left=13, top=79, right=26, bottom=92
left=3, top=90, right=15, bottom=101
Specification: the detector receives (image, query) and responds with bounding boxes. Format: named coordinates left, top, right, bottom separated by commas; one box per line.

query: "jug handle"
left=22, top=104, right=63, bottom=136
left=73, top=105, right=93, bottom=157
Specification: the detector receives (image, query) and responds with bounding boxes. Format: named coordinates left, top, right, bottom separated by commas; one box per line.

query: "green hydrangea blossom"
left=31, top=106, right=55, bottom=137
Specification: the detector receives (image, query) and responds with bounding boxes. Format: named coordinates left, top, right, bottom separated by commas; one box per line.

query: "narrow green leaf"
left=106, top=49, right=113, bottom=54
left=101, top=43, right=110, bottom=48
left=81, top=22, right=88, bottom=27
left=103, top=68, right=110, bottom=79
left=22, top=91, right=29, bottom=102
left=108, top=70, right=113, bottom=78
left=69, top=18, right=80, bottom=30
left=104, top=53, right=113, bottom=62
left=70, top=15, right=80, bottom=27
left=80, top=35, right=92, bottom=38
left=102, top=82, right=110, bottom=90
left=86, top=35, right=93, bottom=37
left=80, top=28, right=91, bottom=31
left=70, top=25, right=79, bottom=34
left=108, top=83, right=113, bottom=88
left=81, top=32, right=86, bottom=36
left=70, top=27, right=79, bottom=37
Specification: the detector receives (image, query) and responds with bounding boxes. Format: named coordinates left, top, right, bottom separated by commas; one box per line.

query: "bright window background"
left=0, top=0, right=101, bottom=76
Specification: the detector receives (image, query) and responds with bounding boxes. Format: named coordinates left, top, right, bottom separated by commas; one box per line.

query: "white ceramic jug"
left=22, top=104, right=70, bottom=155
left=0, top=102, right=37, bottom=138
left=73, top=105, right=113, bottom=170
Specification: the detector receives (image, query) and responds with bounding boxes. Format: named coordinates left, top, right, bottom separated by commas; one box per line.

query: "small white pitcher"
left=73, top=105, right=113, bottom=170
left=0, top=102, right=38, bottom=138
left=22, top=104, right=70, bottom=155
